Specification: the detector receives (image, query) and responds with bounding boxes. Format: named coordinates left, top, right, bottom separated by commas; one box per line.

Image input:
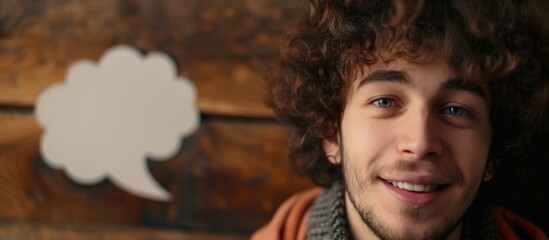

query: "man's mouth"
left=382, top=178, right=451, bottom=205
left=386, top=180, right=447, bottom=193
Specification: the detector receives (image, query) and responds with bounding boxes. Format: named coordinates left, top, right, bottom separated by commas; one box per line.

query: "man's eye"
left=372, top=98, right=395, bottom=108
left=443, top=106, right=469, bottom=117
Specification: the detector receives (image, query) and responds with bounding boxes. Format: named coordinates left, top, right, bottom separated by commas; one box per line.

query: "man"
left=254, top=0, right=548, bottom=239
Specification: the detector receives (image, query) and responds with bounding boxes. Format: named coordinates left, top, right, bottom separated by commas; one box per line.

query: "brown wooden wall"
left=0, top=0, right=313, bottom=239
left=2, top=1, right=548, bottom=239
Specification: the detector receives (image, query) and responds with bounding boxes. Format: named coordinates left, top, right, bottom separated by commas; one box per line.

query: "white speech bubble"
left=36, top=45, right=199, bottom=201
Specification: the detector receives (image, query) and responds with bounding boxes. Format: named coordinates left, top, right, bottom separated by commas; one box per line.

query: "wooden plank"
left=169, top=117, right=312, bottom=232
left=0, top=112, right=44, bottom=219
left=0, top=220, right=248, bottom=240
left=0, top=0, right=300, bottom=118
left=0, top=113, right=312, bottom=233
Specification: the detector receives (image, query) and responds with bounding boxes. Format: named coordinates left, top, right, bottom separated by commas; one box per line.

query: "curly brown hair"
left=267, top=0, right=549, bottom=202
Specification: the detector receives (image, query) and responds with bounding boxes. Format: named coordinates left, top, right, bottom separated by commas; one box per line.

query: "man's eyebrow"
left=357, top=70, right=410, bottom=88
left=357, top=71, right=488, bottom=102
left=441, top=78, right=487, bottom=101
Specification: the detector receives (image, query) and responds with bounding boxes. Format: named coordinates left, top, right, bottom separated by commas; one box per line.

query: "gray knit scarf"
left=307, top=180, right=500, bottom=240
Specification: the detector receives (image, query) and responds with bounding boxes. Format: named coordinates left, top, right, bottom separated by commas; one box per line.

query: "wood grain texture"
left=0, top=220, right=248, bottom=240
left=0, top=0, right=300, bottom=117
left=0, top=113, right=43, bottom=219
left=0, top=113, right=312, bottom=233
left=0, top=0, right=311, bottom=236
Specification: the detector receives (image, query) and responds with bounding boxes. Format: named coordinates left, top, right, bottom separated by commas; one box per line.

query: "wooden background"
left=0, top=0, right=547, bottom=239
left=0, top=0, right=314, bottom=239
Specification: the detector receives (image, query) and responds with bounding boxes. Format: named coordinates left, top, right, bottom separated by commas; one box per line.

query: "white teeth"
left=389, top=181, right=439, bottom=192
left=404, top=182, right=413, bottom=190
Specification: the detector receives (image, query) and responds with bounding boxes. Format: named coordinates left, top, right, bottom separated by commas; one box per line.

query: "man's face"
left=323, top=59, right=494, bottom=240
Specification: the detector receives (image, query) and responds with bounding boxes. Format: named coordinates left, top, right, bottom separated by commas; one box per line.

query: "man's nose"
left=396, top=109, right=443, bottom=160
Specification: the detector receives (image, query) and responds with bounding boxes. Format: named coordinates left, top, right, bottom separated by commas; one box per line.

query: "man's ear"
left=322, top=134, right=341, bottom=164
left=483, top=158, right=500, bottom=181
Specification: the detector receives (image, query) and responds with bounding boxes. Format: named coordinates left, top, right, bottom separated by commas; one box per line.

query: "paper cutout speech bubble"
left=36, top=45, right=199, bottom=201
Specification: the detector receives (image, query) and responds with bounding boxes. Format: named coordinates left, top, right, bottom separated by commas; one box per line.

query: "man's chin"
left=362, top=215, right=462, bottom=240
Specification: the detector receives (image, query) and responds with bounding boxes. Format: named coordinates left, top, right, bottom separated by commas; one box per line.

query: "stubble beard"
left=341, top=148, right=482, bottom=240
left=346, top=187, right=460, bottom=240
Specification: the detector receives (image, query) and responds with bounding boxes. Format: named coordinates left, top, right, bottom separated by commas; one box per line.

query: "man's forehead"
left=352, top=58, right=453, bottom=88
left=350, top=60, right=490, bottom=103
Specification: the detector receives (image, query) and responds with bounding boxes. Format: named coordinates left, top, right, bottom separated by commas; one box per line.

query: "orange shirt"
left=253, top=188, right=547, bottom=240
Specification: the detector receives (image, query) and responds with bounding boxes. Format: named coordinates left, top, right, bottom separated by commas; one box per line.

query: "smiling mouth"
left=386, top=180, right=448, bottom=193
